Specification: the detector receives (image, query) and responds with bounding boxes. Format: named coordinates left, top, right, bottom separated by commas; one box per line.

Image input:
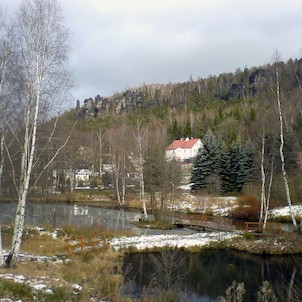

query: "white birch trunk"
left=276, top=66, right=297, bottom=228
left=5, top=0, right=71, bottom=266
left=6, top=85, right=40, bottom=267
left=121, top=153, right=126, bottom=206
left=0, top=223, right=3, bottom=267
left=263, top=158, right=274, bottom=228
left=113, top=153, right=121, bottom=206
left=141, top=170, right=147, bottom=219
left=137, top=121, right=148, bottom=219
left=0, top=133, right=5, bottom=194
left=260, top=131, right=266, bottom=223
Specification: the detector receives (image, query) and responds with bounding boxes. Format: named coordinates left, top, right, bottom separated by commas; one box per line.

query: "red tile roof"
left=166, top=138, right=200, bottom=150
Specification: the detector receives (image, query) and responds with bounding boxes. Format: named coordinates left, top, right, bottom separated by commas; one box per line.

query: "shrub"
left=257, top=281, right=278, bottom=302
left=219, top=281, right=245, bottom=302
left=229, top=194, right=260, bottom=220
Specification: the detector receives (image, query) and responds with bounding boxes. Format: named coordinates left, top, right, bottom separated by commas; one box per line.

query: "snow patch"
left=269, top=205, right=302, bottom=218
left=109, top=231, right=240, bottom=250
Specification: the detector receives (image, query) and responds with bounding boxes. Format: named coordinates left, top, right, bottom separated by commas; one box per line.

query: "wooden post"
left=65, top=239, right=72, bottom=257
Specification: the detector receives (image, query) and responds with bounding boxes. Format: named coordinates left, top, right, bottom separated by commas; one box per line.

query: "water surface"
left=123, top=249, right=302, bottom=302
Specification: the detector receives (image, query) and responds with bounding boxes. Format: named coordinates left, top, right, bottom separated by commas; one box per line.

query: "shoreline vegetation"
left=1, top=224, right=302, bottom=301
left=1, top=190, right=302, bottom=256
left=1, top=190, right=302, bottom=300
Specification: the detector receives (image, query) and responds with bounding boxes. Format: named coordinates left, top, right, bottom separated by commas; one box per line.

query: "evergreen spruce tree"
left=220, top=144, right=232, bottom=193
left=191, top=131, right=254, bottom=194
left=228, top=143, right=241, bottom=192
left=191, top=146, right=209, bottom=191
left=236, top=142, right=254, bottom=192
left=222, top=141, right=254, bottom=193
left=191, top=130, right=222, bottom=192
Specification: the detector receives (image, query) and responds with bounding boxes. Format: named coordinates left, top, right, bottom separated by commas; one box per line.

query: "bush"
left=229, top=194, right=260, bottom=220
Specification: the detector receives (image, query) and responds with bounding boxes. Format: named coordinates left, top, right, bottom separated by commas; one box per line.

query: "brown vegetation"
left=228, top=194, right=260, bottom=221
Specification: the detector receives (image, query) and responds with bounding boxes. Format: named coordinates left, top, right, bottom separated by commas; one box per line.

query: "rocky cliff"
left=76, top=58, right=302, bottom=118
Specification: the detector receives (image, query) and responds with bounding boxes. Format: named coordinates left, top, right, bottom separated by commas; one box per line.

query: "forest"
left=0, top=0, right=302, bottom=210
left=2, top=52, right=302, bottom=209
left=31, top=56, right=302, bottom=202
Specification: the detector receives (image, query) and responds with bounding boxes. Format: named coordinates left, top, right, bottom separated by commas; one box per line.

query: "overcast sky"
left=2, top=0, right=302, bottom=108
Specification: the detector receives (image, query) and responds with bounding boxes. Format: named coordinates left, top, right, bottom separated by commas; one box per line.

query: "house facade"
left=165, top=137, right=203, bottom=162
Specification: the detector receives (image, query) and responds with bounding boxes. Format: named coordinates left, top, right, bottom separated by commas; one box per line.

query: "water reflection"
left=123, top=250, right=302, bottom=302
left=0, top=202, right=139, bottom=230
left=0, top=201, right=195, bottom=235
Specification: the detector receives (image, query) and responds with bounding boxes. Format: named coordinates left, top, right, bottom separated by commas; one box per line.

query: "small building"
left=165, top=137, right=203, bottom=162
left=74, top=169, right=94, bottom=182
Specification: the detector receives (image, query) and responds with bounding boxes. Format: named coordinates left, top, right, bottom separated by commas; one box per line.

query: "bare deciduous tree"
left=259, top=131, right=274, bottom=228
left=130, top=120, right=148, bottom=219
left=273, top=51, right=297, bottom=228
left=5, top=0, right=72, bottom=267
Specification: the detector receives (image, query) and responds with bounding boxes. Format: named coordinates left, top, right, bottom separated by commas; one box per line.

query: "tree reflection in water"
left=123, top=249, right=302, bottom=302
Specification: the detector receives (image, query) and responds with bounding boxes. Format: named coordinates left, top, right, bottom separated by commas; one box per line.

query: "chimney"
left=185, top=137, right=189, bottom=142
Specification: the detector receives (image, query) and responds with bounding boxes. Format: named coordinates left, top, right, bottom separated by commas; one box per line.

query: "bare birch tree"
left=129, top=120, right=148, bottom=219
left=5, top=0, right=72, bottom=267
left=259, top=131, right=274, bottom=227
left=274, top=51, right=297, bottom=228
left=259, top=131, right=266, bottom=223
left=109, top=125, right=128, bottom=206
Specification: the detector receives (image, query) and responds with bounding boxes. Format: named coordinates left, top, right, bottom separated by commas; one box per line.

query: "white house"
left=74, top=169, right=94, bottom=182
left=165, top=137, right=203, bottom=162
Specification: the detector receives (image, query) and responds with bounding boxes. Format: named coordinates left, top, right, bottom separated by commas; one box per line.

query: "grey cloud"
left=3, top=0, right=302, bottom=104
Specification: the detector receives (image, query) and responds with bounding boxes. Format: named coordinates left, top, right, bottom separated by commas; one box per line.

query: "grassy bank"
left=0, top=225, right=130, bottom=301
left=1, top=224, right=302, bottom=301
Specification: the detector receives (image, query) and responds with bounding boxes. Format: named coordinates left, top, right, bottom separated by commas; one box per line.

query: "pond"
left=1, top=201, right=300, bottom=301
left=0, top=201, right=194, bottom=235
left=123, top=249, right=302, bottom=302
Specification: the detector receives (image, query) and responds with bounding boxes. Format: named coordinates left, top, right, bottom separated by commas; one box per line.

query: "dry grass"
left=223, top=232, right=302, bottom=255
left=2, top=224, right=134, bottom=258
left=1, top=226, right=130, bottom=301
left=22, top=234, right=66, bottom=256
left=61, top=249, right=125, bottom=301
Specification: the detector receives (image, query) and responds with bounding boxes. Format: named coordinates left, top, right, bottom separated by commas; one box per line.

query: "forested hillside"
left=76, top=57, right=302, bottom=149
left=2, top=56, right=302, bottom=206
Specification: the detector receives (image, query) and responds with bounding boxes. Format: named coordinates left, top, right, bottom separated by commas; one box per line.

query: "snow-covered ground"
left=269, top=205, right=302, bottom=218
left=1, top=199, right=301, bottom=301
left=167, top=194, right=238, bottom=216
left=109, top=231, right=239, bottom=251
left=0, top=230, right=240, bottom=302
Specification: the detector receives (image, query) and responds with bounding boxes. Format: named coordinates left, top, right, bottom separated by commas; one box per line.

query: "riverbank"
left=2, top=190, right=301, bottom=223
left=1, top=224, right=302, bottom=301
